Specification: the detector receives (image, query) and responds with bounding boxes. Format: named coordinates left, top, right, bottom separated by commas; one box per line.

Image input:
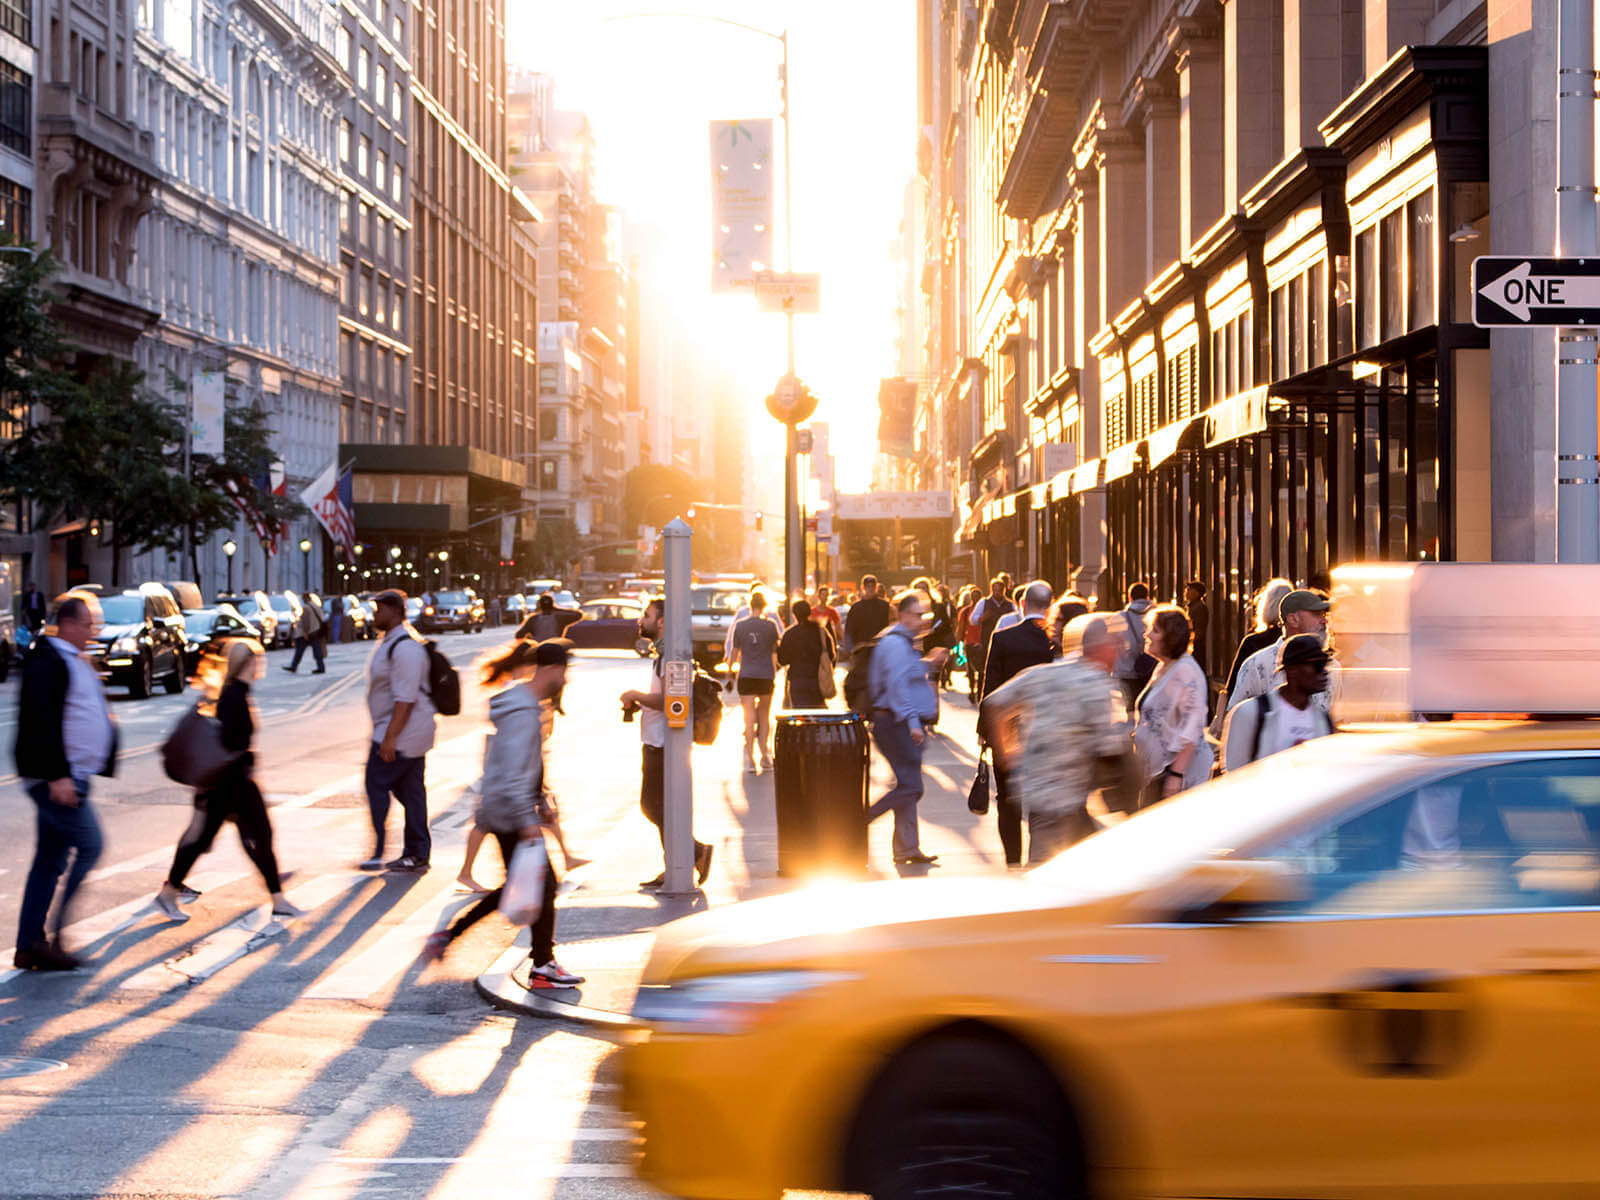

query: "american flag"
left=303, top=459, right=356, bottom=559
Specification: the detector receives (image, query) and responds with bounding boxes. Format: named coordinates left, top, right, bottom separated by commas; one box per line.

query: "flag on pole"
left=301, top=459, right=357, bottom=557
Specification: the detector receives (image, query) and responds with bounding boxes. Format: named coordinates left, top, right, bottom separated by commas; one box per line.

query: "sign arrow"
left=1473, top=256, right=1600, bottom=327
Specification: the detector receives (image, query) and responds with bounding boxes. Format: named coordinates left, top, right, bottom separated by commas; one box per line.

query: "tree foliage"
left=621, top=463, right=703, bottom=535
left=532, top=516, right=580, bottom=577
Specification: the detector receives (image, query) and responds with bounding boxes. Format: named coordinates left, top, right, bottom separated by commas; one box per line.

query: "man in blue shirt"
left=866, top=590, right=949, bottom=866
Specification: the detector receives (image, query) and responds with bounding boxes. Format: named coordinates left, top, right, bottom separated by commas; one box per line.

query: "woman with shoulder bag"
left=421, top=638, right=584, bottom=990
left=777, top=598, right=834, bottom=709
left=153, top=640, right=301, bottom=922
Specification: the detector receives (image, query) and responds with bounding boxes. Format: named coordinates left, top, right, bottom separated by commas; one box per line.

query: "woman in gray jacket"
left=422, top=638, right=583, bottom=989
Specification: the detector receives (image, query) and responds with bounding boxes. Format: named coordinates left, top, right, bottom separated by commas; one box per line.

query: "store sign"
left=834, top=491, right=954, bottom=521
left=710, top=119, right=774, bottom=292
left=1473, top=256, right=1600, bottom=326
left=753, top=271, right=820, bottom=314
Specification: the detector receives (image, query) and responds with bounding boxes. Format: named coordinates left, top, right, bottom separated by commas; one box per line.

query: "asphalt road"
left=0, top=629, right=661, bottom=1200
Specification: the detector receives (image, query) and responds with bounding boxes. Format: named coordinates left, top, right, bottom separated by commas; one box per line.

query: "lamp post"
left=438, top=549, right=450, bottom=587
left=222, top=538, right=236, bottom=595
left=389, top=545, right=402, bottom=586
left=299, top=537, right=312, bottom=593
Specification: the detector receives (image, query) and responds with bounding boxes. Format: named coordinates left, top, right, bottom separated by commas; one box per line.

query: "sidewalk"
left=477, top=684, right=1008, bottom=1026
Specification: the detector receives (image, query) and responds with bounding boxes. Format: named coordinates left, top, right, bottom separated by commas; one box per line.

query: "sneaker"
left=13, top=941, right=76, bottom=972
left=175, top=885, right=202, bottom=904
left=153, top=892, right=190, bottom=923
left=527, top=959, right=585, bottom=988
left=893, top=852, right=940, bottom=866
left=271, top=899, right=306, bottom=919
left=281, top=666, right=297, bottom=674
left=357, top=857, right=386, bottom=871
left=420, top=930, right=450, bottom=963
left=385, top=855, right=429, bottom=873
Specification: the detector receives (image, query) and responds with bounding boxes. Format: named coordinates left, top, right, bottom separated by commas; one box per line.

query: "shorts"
left=737, top=676, right=775, bottom=697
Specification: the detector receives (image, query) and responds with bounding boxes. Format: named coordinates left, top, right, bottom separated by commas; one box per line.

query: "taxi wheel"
left=843, top=1033, right=1081, bottom=1200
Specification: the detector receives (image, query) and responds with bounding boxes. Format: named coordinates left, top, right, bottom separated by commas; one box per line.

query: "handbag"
left=967, top=751, right=991, bottom=815
left=817, top=636, right=838, bottom=701
left=161, top=702, right=242, bottom=791
left=499, top=838, right=549, bottom=925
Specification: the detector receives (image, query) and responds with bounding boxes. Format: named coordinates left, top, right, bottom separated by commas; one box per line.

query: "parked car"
left=218, top=591, right=279, bottom=649
left=568, top=598, right=647, bottom=652
left=551, top=590, right=580, bottom=610
left=405, top=596, right=423, bottom=624
left=83, top=584, right=187, bottom=698
left=266, top=591, right=303, bottom=649
left=418, top=589, right=485, bottom=634
left=162, top=580, right=203, bottom=611
left=526, top=579, right=563, bottom=598
left=501, top=593, right=529, bottom=626
left=181, top=603, right=264, bottom=672
left=690, top=584, right=747, bottom=665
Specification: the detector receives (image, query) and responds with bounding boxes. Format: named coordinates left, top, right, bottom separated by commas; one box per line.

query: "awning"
left=1067, top=458, right=1103, bottom=495
left=1047, top=468, right=1076, bottom=498
left=1204, top=385, right=1271, bottom=447
left=1029, top=481, right=1050, bottom=508
left=1103, top=441, right=1143, bottom=483
left=957, top=502, right=986, bottom=541
left=1146, top=413, right=1204, bottom=468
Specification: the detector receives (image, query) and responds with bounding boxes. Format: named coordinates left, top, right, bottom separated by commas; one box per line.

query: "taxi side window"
left=1258, top=757, right=1600, bottom=916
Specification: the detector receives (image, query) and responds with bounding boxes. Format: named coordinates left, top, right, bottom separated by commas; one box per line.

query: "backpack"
left=1247, top=690, right=1332, bottom=762
left=844, top=640, right=876, bottom=714
left=387, top=635, right=462, bottom=716
left=691, top=666, right=723, bottom=746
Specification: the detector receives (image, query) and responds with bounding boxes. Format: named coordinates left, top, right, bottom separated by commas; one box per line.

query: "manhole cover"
left=0, top=1057, right=67, bottom=1080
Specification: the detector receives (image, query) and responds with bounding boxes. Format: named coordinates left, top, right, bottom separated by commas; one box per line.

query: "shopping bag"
left=499, top=838, right=548, bottom=925
left=967, top=752, right=991, bottom=815
left=162, top=702, right=241, bottom=791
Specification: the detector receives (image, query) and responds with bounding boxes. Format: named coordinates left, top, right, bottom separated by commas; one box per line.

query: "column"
left=1223, top=0, right=1282, bottom=207
left=1138, top=79, right=1182, bottom=279
left=1284, top=0, right=1345, bottom=153
left=1097, top=119, right=1146, bottom=322
left=1365, top=0, right=1433, bottom=77
left=1174, top=20, right=1225, bottom=250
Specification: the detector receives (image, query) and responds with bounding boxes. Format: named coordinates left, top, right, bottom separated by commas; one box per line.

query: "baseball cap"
left=532, top=638, right=572, bottom=667
left=1278, top=633, right=1330, bottom=670
left=1279, top=588, right=1332, bottom=618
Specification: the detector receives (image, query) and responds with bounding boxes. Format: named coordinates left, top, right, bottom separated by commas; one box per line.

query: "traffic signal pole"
left=1556, top=0, right=1598, bottom=560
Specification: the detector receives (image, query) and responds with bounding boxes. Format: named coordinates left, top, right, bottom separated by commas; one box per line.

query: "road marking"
left=331, top=1159, right=634, bottom=1175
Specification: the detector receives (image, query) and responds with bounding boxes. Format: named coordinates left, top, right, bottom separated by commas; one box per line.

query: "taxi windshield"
left=1027, top=739, right=1421, bottom=902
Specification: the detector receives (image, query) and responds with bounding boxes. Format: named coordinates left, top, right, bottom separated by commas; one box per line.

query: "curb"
left=475, top=935, right=640, bottom=1030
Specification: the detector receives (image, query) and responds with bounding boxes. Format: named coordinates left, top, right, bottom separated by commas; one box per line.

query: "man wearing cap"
left=1225, top=587, right=1340, bottom=718
left=1222, top=634, right=1335, bottom=771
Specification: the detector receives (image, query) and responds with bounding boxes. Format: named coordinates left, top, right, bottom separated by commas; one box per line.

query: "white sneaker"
left=527, top=959, right=585, bottom=988
left=153, top=892, right=190, bottom=923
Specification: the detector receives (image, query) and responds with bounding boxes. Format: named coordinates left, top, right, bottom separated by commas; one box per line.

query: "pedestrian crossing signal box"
left=664, top=660, right=693, bottom=729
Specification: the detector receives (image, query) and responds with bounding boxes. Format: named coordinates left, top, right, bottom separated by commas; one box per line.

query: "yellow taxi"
left=620, top=719, right=1600, bottom=1199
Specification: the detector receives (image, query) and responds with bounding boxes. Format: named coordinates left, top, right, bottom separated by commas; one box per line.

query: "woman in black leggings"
left=153, top=639, right=301, bottom=921
left=421, top=637, right=583, bottom=990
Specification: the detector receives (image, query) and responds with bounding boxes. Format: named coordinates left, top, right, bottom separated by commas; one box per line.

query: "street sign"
left=1473, top=256, right=1600, bottom=326
left=753, top=271, right=820, bottom=314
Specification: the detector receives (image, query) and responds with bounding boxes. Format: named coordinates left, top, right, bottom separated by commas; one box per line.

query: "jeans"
left=639, top=746, right=708, bottom=864
left=365, top=743, right=430, bottom=862
left=994, top=767, right=1024, bottom=866
left=18, top=778, right=103, bottom=948
left=867, top=715, right=924, bottom=858
left=329, top=614, right=343, bottom=644
left=288, top=634, right=325, bottom=671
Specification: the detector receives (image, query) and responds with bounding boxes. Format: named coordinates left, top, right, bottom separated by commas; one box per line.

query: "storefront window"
left=1356, top=227, right=1378, bottom=350
left=1408, top=190, right=1435, bottom=331
left=1271, top=285, right=1289, bottom=380
left=1381, top=208, right=1406, bottom=342
left=1310, top=262, right=1327, bottom=368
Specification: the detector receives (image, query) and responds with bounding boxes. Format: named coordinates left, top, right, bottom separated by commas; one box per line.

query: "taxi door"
left=1124, top=756, right=1600, bottom=1199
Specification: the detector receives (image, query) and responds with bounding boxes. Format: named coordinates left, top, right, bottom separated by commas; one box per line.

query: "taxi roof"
left=1337, top=719, right=1600, bottom=757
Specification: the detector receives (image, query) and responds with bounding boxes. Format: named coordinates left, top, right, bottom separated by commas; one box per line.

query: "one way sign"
left=1473, top=256, right=1600, bottom=327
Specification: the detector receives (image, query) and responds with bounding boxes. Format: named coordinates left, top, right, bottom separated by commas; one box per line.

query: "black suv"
left=86, top=584, right=188, bottom=698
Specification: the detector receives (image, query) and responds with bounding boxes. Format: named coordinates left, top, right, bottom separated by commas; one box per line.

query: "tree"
left=532, top=516, right=579, bottom=578
left=621, top=463, right=702, bottom=536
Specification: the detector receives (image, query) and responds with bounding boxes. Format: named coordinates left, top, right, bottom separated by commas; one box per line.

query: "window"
left=539, top=458, right=558, bottom=490
left=0, top=60, right=31, bottom=157
left=1408, top=190, right=1435, bottom=332
left=339, top=189, right=351, bottom=233
left=539, top=409, right=557, bottom=440
left=0, top=0, right=31, bottom=43
left=391, top=164, right=401, bottom=203
left=0, top=177, right=29, bottom=244
left=360, top=267, right=371, bottom=316
left=539, top=363, right=557, bottom=394
left=375, top=62, right=386, bottom=102
left=390, top=80, right=402, bottom=120
left=358, top=135, right=369, bottom=175
left=336, top=25, right=351, bottom=71
left=357, top=47, right=369, bottom=89
left=1355, top=225, right=1378, bottom=350
left=1256, top=757, right=1600, bottom=917
left=338, top=119, right=350, bottom=163
left=375, top=149, right=386, bottom=191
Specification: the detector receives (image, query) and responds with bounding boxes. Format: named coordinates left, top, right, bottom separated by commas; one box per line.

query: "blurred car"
left=501, top=593, right=529, bottom=626
left=689, top=584, right=746, bottom=665
left=622, top=722, right=1600, bottom=1199
left=181, top=603, right=264, bottom=671
left=526, top=579, right=563, bottom=599
left=266, top=591, right=303, bottom=649
left=219, top=591, right=279, bottom=649
left=551, top=589, right=580, bottom=610
left=162, top=580, right=203, bottom=611
left=566, top=598, right=645, bottom=652
left=418, top=588, right=485, bottom=633
left=405, top=596, right=423, bottom=624
left=83, top=584, right=187, bottom=698
left=325, top=594, right=368, bottom=640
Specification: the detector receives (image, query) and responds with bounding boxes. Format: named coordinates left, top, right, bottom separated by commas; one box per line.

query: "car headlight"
left=630, top=970, right=857, bottom=1035
left=424, top=606, right=435, bottom=615
left=112, top=637, right=139, bottom=653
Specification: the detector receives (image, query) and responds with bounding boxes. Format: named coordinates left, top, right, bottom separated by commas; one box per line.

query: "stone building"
left=917, top=0, right=1531, bottom=661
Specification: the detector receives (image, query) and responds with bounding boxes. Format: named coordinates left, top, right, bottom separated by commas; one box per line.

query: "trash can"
left=773, top=710, right=871, bottom=877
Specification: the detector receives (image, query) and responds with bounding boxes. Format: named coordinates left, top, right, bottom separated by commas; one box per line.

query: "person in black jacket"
left=777, top=599, right=835, bottom=708
left=842, top=574, right=891, bottom=653
left=153, top=639, right=301, bottom=922
left=14, top=593, right=117, bottom=971
left=978, top=581, right=1058, bottom=867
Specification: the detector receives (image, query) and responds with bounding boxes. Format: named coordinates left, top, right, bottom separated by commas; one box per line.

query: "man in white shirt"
left=1222, top=635, right=1334, bottom=771
left=1227, top=588, right=1339, bottom=716
left=361, top=590, right=436, bottom=872
left=14, top=593, right=117, bottom=970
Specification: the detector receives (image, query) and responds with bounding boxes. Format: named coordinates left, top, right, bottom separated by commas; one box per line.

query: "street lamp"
left=222, top=538, right=237, bottom=595
left=299, top=537, right=312, bottom=593
left=438, top=549, right=450, bottom=587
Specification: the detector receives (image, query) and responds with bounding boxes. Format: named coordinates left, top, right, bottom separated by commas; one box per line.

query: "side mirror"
left=1176, top=858, right=1307, bottom=921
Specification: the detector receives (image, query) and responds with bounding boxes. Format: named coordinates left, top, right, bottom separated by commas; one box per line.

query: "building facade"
left=0, top=0, right=34, bottom=244
left=125, top=0, right=346, bottom=597
left=917, top=0, right=1526, bottom=664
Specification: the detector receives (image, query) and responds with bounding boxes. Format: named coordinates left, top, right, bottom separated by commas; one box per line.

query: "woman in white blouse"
left=1132, top=605, right=1214, bottom=806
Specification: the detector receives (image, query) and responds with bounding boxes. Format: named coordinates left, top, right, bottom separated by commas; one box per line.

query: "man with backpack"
left=865, top=590, right=949, bottom=866
left=1116, top=581, right=1157, bottom=706
left=284, top=592, right=327, bottom=674
left=620, top=597, right=713, bottom=889
left=1221, top=634, right=1334, bottom=772
left=361, top=589, right=437, bottom=873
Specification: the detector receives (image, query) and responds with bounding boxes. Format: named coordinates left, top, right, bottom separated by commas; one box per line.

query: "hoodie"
left=477, top=685, right=542, bottom=834
left=1116, top=597, right=1155, bottom=679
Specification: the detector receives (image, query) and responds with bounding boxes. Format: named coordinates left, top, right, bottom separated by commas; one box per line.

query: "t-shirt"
left=731, top=615, right=780, bottom=679
left=1269, top=698, right=1323, bottom=757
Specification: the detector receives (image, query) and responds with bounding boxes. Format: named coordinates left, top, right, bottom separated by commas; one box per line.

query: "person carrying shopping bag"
left=421, top=637, right=584, bottom=989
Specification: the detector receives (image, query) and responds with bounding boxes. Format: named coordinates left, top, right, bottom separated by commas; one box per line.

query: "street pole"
left=1556, top=0, right=1598, bottom=560
left=779, top=30, right=804, bottom=603
left=660, top=517, right=696, bottom=895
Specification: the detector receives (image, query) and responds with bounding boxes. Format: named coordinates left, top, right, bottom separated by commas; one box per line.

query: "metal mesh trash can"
left=773, top=710, right=871, bottom=877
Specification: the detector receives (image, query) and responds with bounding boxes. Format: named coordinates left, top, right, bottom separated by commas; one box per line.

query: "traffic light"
left=755, top=512, right=764, bottom=531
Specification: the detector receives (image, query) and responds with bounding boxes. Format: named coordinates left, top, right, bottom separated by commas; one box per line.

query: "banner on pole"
left=710, top=119, right=773, bottom=292
left=191, top=370, right=225, bottom=457
left=500, top=515, right=516, bottom=561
